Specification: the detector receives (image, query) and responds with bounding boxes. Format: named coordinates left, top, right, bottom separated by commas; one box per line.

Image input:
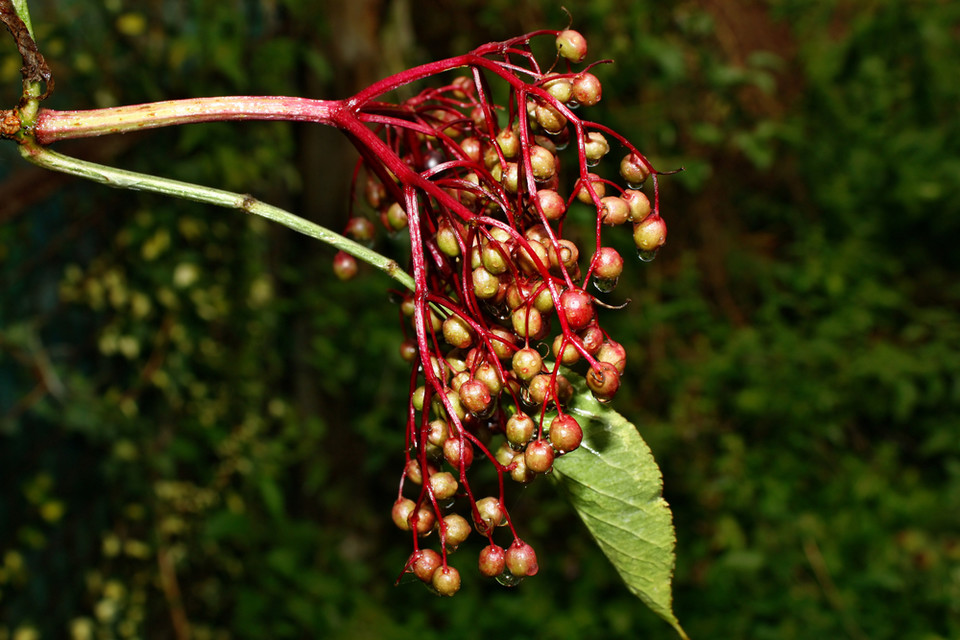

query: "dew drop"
left=585, top=156, right=601, bottom=168
left=496, top=570, right=524, bottom=587
left=566, top=99, right=581, bottom=110
left=591, top=276, right=618, bottom=293
left=553, top=138, right=569, bottom=151
left=626, top=180, right=647, bottom=190
left=637, top=248, right=658, bottom=263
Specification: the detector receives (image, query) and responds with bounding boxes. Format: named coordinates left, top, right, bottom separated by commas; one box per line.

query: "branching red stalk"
left=10, top=24, right=671, bottom=596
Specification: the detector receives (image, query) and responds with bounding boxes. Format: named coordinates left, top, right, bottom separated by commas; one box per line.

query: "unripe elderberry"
left=549, top=414, right=583, bottom=454
left=559, top=288, right=594, bottom=331
left=431, top=565, right=461, bottom=596
left=524, top=439, right=555, bottom=474
left=478, top=544, right=507, bottom=577
left=505, top=540, right=540, bottom=577
left=556, top=29, right=588, bottom=63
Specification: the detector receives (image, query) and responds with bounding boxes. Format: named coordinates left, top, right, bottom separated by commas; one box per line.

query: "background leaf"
left=553, top=376, right=688, bottom=639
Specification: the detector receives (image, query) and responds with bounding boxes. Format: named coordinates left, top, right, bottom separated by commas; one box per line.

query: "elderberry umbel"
left=334, top=27, right=668, bottom=595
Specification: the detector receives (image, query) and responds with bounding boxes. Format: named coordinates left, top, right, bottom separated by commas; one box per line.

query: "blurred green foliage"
left=1, top=1, right=958, bottom=639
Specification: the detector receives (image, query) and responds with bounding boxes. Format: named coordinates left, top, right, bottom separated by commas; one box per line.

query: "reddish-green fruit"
left=552, top=334, right=581, bottom=366
left=489, top=326, right=517, bottom=360
left=622, top=188, right=652, bottom=221
left=556, top=29, right=587, bottom=63
left=593, top=247, right=624, bottom=280
left=411, top=503, right=437, bottom=535
left=472, top=267, right=500, bottom=300
left=528, top=145, right=557, bottom=182
left=534, top=102, right=567, bottom=134
left=441, top=514, right=471, bottom=547
left=574, top=173, right=606, bottom=204
left=478, top=544, right=507, bottom=577
left=429, top=471, right=459, bottom=501
left=505, top=540, right=539, bottom=577
left=436, top=222, right=461, bottom=257
left=524, top=439, right=555, bottom=473
left=583, top=131, right=610, bottom=163
left=543, top=74, right=573, bottom=103
left=481, top=240, right=511, bottom=275
left=392, top=498, right=416, bottom=531
left=516, top=239, right=548, bottom=275
left=442, top=315, right=475, bottom=349
left=399, top=338, right=418, bottom=363
left=512, top=347, right=543, bottom=382
left=458, top=379, right=492, bottom=415
left=578, top=324, right=604, bottom=355
left=535, top=189, right=566, bottom=221
left=345, top=217, right=376, bottom=245
left=572, top=72, right=602, bottom=106
left=412, top=549, right=443, bottom=582
left=633, top=215, right=667, bottom=252
left=505, top=412, right=536, bottom=447
left=587, top=362, right=621, bottom=401
left=443, top=437, right=474, bottom=470
left=600, top=196, right=630, bottom=226
left=620, top=154, right=652, bottom=186
left=510, top=454, right=537, bottom=484
left=597, top=339, right=627, bottom=374
left=474, top=362, right=504, bottom=395
left=385, top=202, right=408, bottom=231
left=549, top=414, right=583, bottom=453
left=403, top=459, right=436, bottom=485
left=526, top=374, right=554, bottom=406
left=332, top=251, right=358, bottom=281
left=496, top=127, right=521, bottom=159
left=547, top=239, right=580, bottom=272
left=473, top=497, right=505, bottom=534
left=511, top=305, right=544, bottom=339
left=431, top=565, right=461, bottom=596
left=559, top=289, right=594, bottom=331
left=427, top=419, right=450, bottom=448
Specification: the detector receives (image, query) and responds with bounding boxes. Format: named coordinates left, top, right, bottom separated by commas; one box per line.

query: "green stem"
left=17, top=140, right=415, bottom=292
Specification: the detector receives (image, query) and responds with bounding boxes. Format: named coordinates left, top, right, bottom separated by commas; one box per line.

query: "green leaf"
left=553, top=376, right=688, bottom=640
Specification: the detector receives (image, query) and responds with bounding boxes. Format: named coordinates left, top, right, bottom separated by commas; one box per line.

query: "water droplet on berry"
left=566, top=99, right=580, bottom=110
left=637, top=248, right=659, bottom=262
left=552, top=137, right=569, bottom=151
left=585, top=156, right=601, bottom=168
left=496, top=570, right=524, bottom=587
left=626, top=180, right=647, bottom=190
left=591, top=276, right=618, bottom=293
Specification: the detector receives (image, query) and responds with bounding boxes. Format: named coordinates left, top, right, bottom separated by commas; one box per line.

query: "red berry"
left=505, top=412, right=536, bottom=447
left=556, top=29, right=588, bottom=63
left=473, top=497, right=504, bottom=534
left=572, top=72, right=602, bottom=106
left=478, top=544, right=507, bottom=577
left=587, top=362, right=621, bottom=401
left=549, top=414, right=583, bottom=454
left=524, top=439, right=555, bottom=474
left=559, top=288, right=594, bottom=331
left=512, top=347, right=543, bottom=382
left=633, top=215, right=667, bottom=252
left=431, top=565, right=461, bottom=596
left=441, top=514, right=471, bottom=547
left=443, top=437, right=474, bottom=470
left=412, top=549, right=442, bottom=582
left=505, top=540, right=539, bottom=577
left=332, top=251, right=358, bottom=281
left=593, top=247, right=624, bottom=280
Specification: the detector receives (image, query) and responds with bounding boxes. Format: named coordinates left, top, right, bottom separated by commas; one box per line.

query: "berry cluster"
left=334, top=29, right=666, bottom=595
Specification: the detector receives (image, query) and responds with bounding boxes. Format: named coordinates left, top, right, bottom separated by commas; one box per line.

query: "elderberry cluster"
left=333, top=28, right=667, bottom=596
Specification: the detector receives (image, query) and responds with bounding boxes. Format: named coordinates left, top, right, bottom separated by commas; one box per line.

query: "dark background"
left=1, top=1, right=958, bottom=638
